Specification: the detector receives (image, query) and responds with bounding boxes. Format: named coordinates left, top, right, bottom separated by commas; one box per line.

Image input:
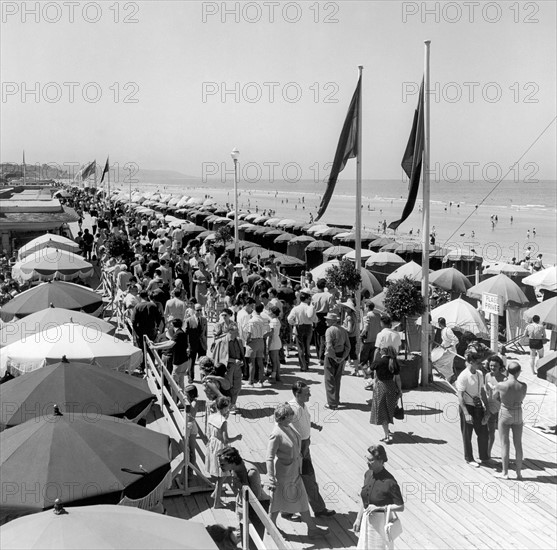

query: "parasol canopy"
left=0, top=323, right=143, bottom=377
left=343, top=249, right=375, bottom=263
left=0, top=307, right=114, bottom=348
left=365, top=252, right=405, bottom=267
left=12, top=248, right=93, bottom=283
left=523, top=296, right=557, bottom=330
left=0, top=281, right=103, bottom=322
left=322, top=246, right=354, bottom=261
left=0, top=361, right=154, bottom=429
left=426, top=297, right=489, bottom=338
left=305, top=239, right=333, bottom=251
left=467, top=274, right=530, bottom=308
left=429, top=267, right=472, bottom=294
left=0, top=504, right=218, bottom=550
left=17, top=234, right=80, bottom=260
left=0, top=412, right=171, bottom=524
left=386, top=261, right=426, bottom=283
left=483, top=263, right=531, bottom=277
left=522, top=266, right=557, bottom=291
left=309, top=260, right=382, bottom=295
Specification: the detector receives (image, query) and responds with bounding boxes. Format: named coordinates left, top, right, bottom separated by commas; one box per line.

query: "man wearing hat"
left=323, top=312, right=351, bottom=409
left=287, top=291, right=317, bottom=372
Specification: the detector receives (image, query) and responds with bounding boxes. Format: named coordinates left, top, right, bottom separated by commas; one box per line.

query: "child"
left=184, top=385, right=199, bottom=469
left=206, top=397, right=231, bottom=508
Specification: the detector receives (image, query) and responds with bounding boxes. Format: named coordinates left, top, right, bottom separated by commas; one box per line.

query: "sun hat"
left=325, top=312, right=339, bottom=322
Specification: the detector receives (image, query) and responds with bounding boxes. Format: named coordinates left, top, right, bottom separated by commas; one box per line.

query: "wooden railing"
left=142, top=336, right=213, bottom=496
left=241, top=486, right=293, bottom=550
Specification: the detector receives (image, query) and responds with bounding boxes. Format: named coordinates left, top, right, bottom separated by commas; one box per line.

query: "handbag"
left=384, top=505, right=403, bottom=542
left=394, top=396, right=405, bottom=420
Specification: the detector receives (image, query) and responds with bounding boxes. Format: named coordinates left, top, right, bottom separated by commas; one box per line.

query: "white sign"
left=482, top=292, right=503, bottom=316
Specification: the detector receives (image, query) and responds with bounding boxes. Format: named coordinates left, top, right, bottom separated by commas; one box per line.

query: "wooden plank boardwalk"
left=152, top=352, right=557, bottom=550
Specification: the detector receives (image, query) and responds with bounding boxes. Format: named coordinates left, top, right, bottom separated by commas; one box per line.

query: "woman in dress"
left=193, top=260, right=210, bottom=309
left=353, top=444, right=404, bottom=549
left=369, top=347, right=402, bottom=444
left=266, top=403, right=329, bottom=539
left=484, top=355, right=506, bottom=459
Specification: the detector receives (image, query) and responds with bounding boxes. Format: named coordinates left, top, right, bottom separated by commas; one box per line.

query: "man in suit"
left=185, top=303, right=207, bottom=383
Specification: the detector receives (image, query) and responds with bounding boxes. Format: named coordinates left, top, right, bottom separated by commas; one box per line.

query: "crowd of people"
left=1, top=186, right=538, bottom=549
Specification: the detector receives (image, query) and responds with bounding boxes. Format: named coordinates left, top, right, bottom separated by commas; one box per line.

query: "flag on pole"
left=81, top=160, right=96, bottom=181
left=315, top=75, right=361, bottom=221
left=100, top=157, right=109, bottom=183
left=389, top=80, right=424, bottom=230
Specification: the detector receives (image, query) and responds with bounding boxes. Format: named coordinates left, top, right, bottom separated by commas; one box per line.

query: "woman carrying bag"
left=353, top=444, right=404, bottom=549
left=369, top=347, right=402, bottom=444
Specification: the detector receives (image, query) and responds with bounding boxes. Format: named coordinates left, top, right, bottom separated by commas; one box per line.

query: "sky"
left=1, top=0, right=556, bottom=184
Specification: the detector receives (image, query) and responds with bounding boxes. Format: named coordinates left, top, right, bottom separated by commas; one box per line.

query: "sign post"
left=482, top=292, right=503, bottom=352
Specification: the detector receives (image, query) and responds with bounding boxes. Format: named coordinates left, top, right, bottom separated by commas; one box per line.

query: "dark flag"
left=315, top=75, right=361, bottom=221
left=389, top=80, right=424, bottom=230
left=100, top=157, right=109, bottom=183
left=81, top=160, right=96, bottom=181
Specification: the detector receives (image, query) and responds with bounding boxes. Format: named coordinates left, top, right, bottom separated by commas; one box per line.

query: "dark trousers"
left=295, top=324, right=313, bottom=371
left=187, top=346, right=206, bottom=382
left=459, top=405, right=489, bottom=462
left=324, top=356, right=343, bottom=407
left=301, top=438, right=326, bottom=513
left=314, top=315, right=327, bottom=362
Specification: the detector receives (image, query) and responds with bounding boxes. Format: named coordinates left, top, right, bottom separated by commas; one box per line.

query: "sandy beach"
left=112, top=180, right=557, bottom=266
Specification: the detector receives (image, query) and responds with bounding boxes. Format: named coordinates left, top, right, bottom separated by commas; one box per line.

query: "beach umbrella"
left=263, top=217, right=281, bottom=226
left=0, top=412, right=171, bottom=524
left=167, top=197, right=181, bottom=206
left=241, top=246, right=268, bottom=259
left=369, top=237, right=395, bottom=249
left=0, top=307, right=113, bottom=348
left=370, top=290, right=387, bottom=314
left=181, top=224, right=205, bottom=234
left=244, top=213, right=259, bottom=222
left=238, top=222, right=255, bottom=229
left=0, top=361, right=154, bottom=429
left=0, top=504, right=218, bottom=550
left=186, top=197, right=203, bottom=205
left=386, top=261, right=425, bottom=283
left=483, top=263, right=531, bottom=277
left=467, top=274, right=530, bottom=308
left=394, top=242, right=436, bottom=254
left=335, top=230, right=378, bottom=243
left=273, top=232, right=295, bottom=243
left=305, top=239, right=333, bottom=251
left=365, top=252, right=406, bottom=267
left=17, top=234, right=80, bottom=260
left=225, top=240, right=257, bottom=251
left=316, top=227, right=346, bottom=238
left=537, top=352, right=557, bottom=386
left=290, top=235, right=315, bottom=244
left=343, top=249, right=375, bottom=263
left=523, top=297, right=557, bottom=330
left=309, top=260, right=380, bottom=294
left=158, top=194, right=172, bottom=204
left=522, top=266, right=557, bottom=291
left=0, top=323, right=143, bottom=377
left=287, top=235, right=316, bottom=260
left=252, top=215, right=270, bottom=224
left=444, top=249, right=483, bottom=263
left=175, top=196, right=190, bottom=208
left=427, top=297, right=489, bottom=338
left=276, top=218, right=298, bottom=228
left=0, top=281, right=103, bottom=323
left=322, top=246, right=354, bottom=261
left=380, top=241, right=402, bottom=252
left=305, top=224, right=329, bottom=235
left=273, top=253, right=306, bottom=266
left=429, top=267, right=472, bottom=294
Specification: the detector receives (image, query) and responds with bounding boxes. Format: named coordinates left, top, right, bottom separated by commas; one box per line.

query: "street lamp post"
left=231, top=148, right=240, bottom=259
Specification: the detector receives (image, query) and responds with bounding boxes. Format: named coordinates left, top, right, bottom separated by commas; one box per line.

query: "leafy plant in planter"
left=215, top=225, right=233, bottom=246
left=105, top=235, right=133, bottom=264
left=325, top=259, right=362, bottom=300
left=384, top=276, right=426, bottom=359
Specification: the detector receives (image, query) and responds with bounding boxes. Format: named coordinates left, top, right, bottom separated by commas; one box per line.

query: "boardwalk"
left=158, top=354, right=556, bottom=550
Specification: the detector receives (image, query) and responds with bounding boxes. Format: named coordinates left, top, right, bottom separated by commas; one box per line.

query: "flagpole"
left=107, top=156, right=110, bottom=200
left=421, top=40, right=431, bottom=386
left=22, top=151, right=26, bottom=185
left=355, top=65, right=363, bottom=345
left=94, top=159, right=97, bottom=192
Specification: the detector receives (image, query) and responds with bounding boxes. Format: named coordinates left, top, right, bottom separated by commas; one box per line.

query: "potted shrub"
left=325, top=259, right=362, bottom=301
left=384, top=276, right=426, bottom=389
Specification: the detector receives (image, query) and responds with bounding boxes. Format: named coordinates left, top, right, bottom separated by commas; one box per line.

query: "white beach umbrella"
left=343, top=249, right=375, bottom=262
left=423, top=297, right=489, bottom=338
left=176, top=196, right=190, bottom=208
left=0, top=323, right=143, bottom=377
left=522, top=266, right=557, bottom=291
left=186, top=197, right=203, bottom=205
left=18, top=234, right=80, bottom=260
left=386, top=261, right=425, bottom=283
left=483, top=263, right=531, bottom=277
left=309, top=260, right=381, bottom=295
left=12, top=248, right=93, bottom=283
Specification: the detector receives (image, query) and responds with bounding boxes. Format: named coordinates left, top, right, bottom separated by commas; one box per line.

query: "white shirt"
left=375, top=328, right=402, bottom=352
left=236, top=308, right=252, bottom=345
left=441, top=326, right=459, bottom=351
left=288, top=399, right=311, bottom=440
left=456, top=368, right=484, bottom=406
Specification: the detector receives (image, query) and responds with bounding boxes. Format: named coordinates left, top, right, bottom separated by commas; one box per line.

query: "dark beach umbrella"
left=369, top=237, right=395, bottom=250
left=261, top=230, right=286, bottom=250
left=537, top=352, right=557, bottom=386
left=380, top=241, right=401, bottom=252
left=467, top=274, right=530, bottom=308
left=319, top=227, right=347, bottom=238
left=0, top=282, right=103, bottom=322
left=0, top=411, right=171, bottom=524
left=181, top=224, right=206, bottom=235
left=241, top=246, right=268, bottom=259
left=287, top=235, right=316, bottom=261
left=0, top=362, right=154, bottom=430
left=429, top=267, right=472, bottom=294
left=305, top=240, right=334, bottom=270
left=225, top=240, right=257, bottom=251
left=334, top=231, right=379, bottom=246
left=272, top=232, right=295, bottom=253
